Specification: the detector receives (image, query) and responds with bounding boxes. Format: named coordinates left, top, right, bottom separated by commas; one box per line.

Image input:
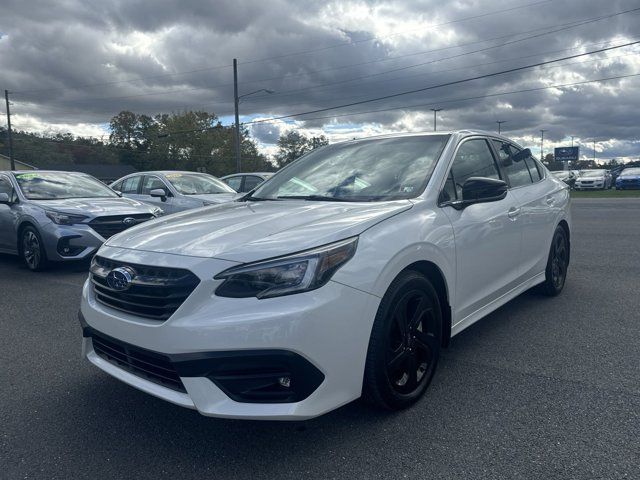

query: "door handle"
left=507, top=207, right=521, bottom=219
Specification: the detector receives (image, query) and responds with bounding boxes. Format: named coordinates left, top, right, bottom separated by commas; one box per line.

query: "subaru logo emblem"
left=123, top=217, right=136, bottom=226
left=106, top=267, right=134, bottom=291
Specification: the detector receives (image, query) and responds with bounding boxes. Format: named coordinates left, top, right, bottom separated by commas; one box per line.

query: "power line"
left=243, top=6, right=640, bottom=102
left=155, top=39, right=639, bottom=137
left=239, top=40, right=640, bottom=125
left=241, top=48, right=640, bottom=110
left=244, top=72, right=640, bottom=126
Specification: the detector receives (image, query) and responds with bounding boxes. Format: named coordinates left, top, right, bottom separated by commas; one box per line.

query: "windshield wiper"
left=276, top=195, right=357, bottom=202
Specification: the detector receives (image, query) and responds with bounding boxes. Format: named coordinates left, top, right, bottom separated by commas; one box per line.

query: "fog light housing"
left=173, top=350, right=325, bottom=404
left=57, top=236, right=85, bottom=256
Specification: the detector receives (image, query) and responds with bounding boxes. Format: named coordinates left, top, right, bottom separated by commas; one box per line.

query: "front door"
left=440, top=138, right=523, bottom=323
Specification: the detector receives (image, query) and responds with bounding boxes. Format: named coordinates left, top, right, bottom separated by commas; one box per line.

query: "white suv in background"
left=80, top=130, right=571, bottom=420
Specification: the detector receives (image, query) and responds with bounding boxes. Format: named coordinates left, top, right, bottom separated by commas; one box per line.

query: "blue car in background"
left=616, top=167, right=640, bottom=189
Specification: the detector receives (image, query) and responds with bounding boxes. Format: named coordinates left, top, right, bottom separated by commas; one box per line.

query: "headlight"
left=45, top=210, right=88, bottom=225
left=152, top=207, right=164, bottom=217
left=214, top=237, right=358, bottom=299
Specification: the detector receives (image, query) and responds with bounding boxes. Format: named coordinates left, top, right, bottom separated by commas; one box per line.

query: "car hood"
left=105, top=199, right=413, bottom=262
left=189, top=193, right=239, bottom=204
left=577, top=176, right=604, bottom=181
left=619, top=175, right=640, bottom=180
left=31, top=197, right=155, bottom=216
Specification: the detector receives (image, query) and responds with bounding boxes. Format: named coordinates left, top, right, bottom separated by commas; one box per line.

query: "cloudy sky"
left=1, top=0, right=639, bottom=161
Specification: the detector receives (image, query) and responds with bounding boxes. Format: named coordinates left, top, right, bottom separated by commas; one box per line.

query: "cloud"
left=0, top=0, right=639, bottom=160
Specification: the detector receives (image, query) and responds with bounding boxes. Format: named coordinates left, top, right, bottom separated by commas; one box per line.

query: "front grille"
left=91, top=331, right=186, bottom=392
left=89, top=214, right=154, bottom=239
left=90, top=256, right=200, bottom=321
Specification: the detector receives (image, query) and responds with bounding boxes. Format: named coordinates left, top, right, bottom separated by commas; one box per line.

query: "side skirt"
left=451, top=271, right=545, bottom=337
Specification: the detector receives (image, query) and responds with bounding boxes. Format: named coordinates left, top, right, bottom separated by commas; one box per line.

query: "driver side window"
left=442, top=139, right=501, bottom=201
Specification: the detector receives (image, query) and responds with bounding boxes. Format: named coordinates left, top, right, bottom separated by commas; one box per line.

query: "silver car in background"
left=220, top=172, right=274, bottom=193
left=111, top=171, right=238, bottom=214
left=0, top=171, right=162, bottom=271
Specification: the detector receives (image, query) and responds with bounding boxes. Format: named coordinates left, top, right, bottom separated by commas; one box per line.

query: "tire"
left=536, top=226, right=569, bottom=296
left=363, top=271, right=442, bottom=410
left=20, top=226, right=48, bottom=271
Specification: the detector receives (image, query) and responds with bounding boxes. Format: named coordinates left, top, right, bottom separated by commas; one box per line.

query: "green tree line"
left=1, top=111, right=330, bottom=175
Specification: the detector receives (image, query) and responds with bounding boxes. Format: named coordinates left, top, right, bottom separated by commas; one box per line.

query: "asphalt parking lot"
left=1, top=198, right=639, bottom=479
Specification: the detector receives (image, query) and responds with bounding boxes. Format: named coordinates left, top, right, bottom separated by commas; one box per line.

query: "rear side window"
left=242, top=175, right=262, bottom=192
left=121, top=176, right=141, bottom=194
left=442, top=139, right=501, bottom=201
left=493, top=141, right=532, bottom=188
left=525, top=156, right=543, bottom=181
left=224, top=176, right=242, bottom=191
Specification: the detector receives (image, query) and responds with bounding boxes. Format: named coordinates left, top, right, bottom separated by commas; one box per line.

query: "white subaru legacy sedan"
left=79, top=130, right=571, bottom=420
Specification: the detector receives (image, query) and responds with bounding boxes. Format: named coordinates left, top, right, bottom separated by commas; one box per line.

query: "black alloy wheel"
left=538, top=226, right=569, bottom=296
left=364, top=271, right=442, bottom=410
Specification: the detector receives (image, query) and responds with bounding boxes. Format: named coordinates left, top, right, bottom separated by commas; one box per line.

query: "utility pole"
left=4, top=90, right=15, bottom=171
left=431, top=108, right=442, bottom=132
left=540, top=129, right=546, bottom=161
left=593, top=140, right=596, bottom=164
left=496, top=121, right=506, bottom=134
left=571, top=135, right=576, bottom=147
left=233, top=59, right=241, bottom=173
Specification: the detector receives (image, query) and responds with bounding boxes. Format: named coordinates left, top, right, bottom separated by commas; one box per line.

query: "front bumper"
left=39, top=222, right=106, bottom=262
left=80, top=245, right=380, bottom=420
left=575, top=181, right=604, bottom=190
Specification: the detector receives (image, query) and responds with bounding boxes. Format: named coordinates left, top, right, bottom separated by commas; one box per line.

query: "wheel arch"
left=557, top=219, right=571, bottom=264
left=16, top=220, right=39, bottom=254
left=399, top=260, right=452, bottom=348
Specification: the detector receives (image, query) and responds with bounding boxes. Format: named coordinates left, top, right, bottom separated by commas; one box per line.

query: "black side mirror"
left=511, top=148, right=532, bottom=163
left=446, top=177, right=508, bottom=210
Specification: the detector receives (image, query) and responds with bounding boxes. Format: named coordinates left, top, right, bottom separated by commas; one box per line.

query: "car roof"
left=221, top=172, right=273, bottom=178
left=1, top=170, right=93, bottom=176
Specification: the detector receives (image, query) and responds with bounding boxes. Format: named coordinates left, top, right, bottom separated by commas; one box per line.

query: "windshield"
left=581, top=170, right=606, bottom=178
left=13, top=172, right=119, bottom=200
left=621, top=168, right=640, bottom=176
left=164, top=173, right=236, bottom=195
left=251, top=135, right=450, bottom=202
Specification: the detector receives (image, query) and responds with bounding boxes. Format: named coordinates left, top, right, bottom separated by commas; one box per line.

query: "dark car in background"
left=0, top=171, right=162, bottom=271
left=615, top=167, right=640, bottom=189
left=220, top=172, right=274, bottom=193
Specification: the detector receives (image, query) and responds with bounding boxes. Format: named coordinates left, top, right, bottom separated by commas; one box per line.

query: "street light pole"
left=496, top=121, right=506, bottom=134
left=4, top=90, right=15, bottom=171
left=571, top=135, right=576, bottom=147
left=233, top=59, right=241, bottom=173
left=540, top=129, right=546, bottom=161
left=431, top=108, right=442, bottom=132
left=593, top=140, right=596, bottom=164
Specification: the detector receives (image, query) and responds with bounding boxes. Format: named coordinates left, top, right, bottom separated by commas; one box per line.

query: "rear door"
left=440, top=137, right=523, bottom=322
left=118, top=175, right=143, bottom=201
left=492, top=140, right=558, bottom=278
